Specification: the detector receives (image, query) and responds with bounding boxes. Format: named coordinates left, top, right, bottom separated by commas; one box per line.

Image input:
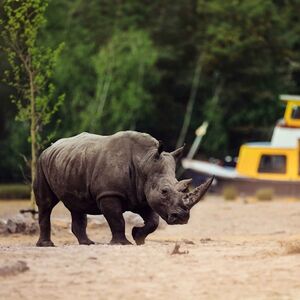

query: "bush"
left=222, top=186, right=238, bottom=201
left=0, top=184, right=30, bottom=199
left=255, top=188, right=274, bottom=201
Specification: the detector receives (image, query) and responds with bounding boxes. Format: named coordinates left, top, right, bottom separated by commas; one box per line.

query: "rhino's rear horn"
left=176, top=178, right=192, bottom=192
left=183, top=176, right=214, bottom=209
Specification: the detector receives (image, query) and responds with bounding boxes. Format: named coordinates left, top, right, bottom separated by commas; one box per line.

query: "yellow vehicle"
left=182, top=95, right=300, bottom=195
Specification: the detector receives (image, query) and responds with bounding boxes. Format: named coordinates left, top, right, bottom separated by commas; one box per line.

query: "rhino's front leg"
left=132, top=209, right=159, bottom=245
left=99, top=197, right=132, bottom=245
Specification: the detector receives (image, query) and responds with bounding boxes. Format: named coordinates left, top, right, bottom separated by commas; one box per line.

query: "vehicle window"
left=291, top=105, right=300, bottom=119
left=258, top=155, right=286, bottom=174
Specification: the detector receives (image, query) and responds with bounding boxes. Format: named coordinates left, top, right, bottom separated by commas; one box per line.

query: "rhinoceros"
left=34, top=131, right=213, bottom=246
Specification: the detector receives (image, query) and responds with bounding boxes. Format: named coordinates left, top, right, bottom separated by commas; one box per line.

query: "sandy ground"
left=0, top=196, right=300, bottom=300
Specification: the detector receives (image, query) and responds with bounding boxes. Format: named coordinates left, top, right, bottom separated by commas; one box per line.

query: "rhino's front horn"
left=182, top=176, right=214, bottom=209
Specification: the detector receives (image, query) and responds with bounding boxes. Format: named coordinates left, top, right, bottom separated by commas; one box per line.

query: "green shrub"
left=0, top=184, right=30, bottom=199
left=222, top=186, right=238, bottom=201
left=255, top=188, right=274, bottom=201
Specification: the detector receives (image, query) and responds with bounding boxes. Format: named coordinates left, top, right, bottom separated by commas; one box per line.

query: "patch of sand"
left=0, top=196, right=300, bottom=299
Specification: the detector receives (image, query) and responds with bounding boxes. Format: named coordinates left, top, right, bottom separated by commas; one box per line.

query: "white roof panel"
left=182, top=159, right=244, bottom=179
left=271, top=126, right=300, bottom=148
left=280, top=94, right=300, bottom=102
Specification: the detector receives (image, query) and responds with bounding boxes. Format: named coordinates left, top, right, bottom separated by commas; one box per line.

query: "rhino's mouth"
left=166, top=211, right=189, bottom=225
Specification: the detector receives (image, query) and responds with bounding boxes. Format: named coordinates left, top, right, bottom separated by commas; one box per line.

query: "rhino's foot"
left=36, top=240, right=55, bottom=247
left=134, top=238, right=145, bottom=246
left=132, top=227, right=145, bottom=245
left=79, top=239, right=95, bottom=245
left=109, top=238, right=132, bottom=245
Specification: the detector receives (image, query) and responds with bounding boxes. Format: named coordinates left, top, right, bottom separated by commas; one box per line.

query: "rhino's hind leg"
left=99, top=197, right=132, bottom=245
left=71, top=211, right=95, bottom=245
left=35, top=162, right=59, bottom=247
left=36, top=199, right=58, bottom=247
left=132, top=209, right=159, bottom=245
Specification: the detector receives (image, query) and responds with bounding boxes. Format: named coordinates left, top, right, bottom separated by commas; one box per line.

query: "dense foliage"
left=1, top=0, right=300, bottom=182
left=1, top=0, right=64, bottom=207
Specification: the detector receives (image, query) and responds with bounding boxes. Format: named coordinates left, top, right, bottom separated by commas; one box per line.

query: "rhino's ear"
left=176, top=178, right=192, bottom=192
left=158, top=140, right=163, bottom=154
left=154, top=140, right=164, bottom=159
left=171, top=144, right=185, bottom=162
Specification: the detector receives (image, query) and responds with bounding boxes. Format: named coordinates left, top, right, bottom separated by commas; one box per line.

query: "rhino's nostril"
left=170, top=213, right=179, bottom=220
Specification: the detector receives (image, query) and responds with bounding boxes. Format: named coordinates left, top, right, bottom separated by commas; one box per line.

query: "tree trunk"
left=176, top=55, right=202, bottom=149
left=29, top=72, right=37, bottom=211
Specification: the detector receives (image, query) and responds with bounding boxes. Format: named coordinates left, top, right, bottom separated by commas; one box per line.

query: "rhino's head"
left=143, top=142, right=214, bottom=225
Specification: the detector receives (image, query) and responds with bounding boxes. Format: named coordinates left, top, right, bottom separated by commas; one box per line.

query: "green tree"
left=1, top=0, right=300, bottom=183
left=0, top=0, right=64, bottom=207
left=82, top=29, right=158, bottom=133
left=195, top=0, right=290, bottom=156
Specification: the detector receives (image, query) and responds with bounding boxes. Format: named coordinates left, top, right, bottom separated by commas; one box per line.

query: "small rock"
left=200, top=238, right=213, bottom=243
left=182, top=239, right=195, bottom=245
left=171, top=243, right=189, bottom=255
left=3, top=214, right=38, bottom=235
left=0, top=261, right=29, bottom=277
left=6, top=219, right=21, bottom=233
left=0, top=219, right=7, bottom=234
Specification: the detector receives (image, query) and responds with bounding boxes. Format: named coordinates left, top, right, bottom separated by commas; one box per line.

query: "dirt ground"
left=0, top=196, right=300, bottom=300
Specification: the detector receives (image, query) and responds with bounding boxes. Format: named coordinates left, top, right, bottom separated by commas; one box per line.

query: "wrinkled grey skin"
left=34, top=131, right=213, bottom=246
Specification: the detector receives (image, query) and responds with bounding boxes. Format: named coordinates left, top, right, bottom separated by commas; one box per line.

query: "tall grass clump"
left=222, top=186, right=238, bottom=201
left=255, top=188, right=274, bottom=201
left=0, top=184, right=30, bottom=199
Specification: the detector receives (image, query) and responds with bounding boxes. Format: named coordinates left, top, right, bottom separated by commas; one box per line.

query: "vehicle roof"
left=280, top=94, right=300, bottom=102
left=244, top=142, right=272, bottom=147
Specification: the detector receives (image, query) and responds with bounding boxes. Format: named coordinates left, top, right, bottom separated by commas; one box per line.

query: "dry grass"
left=0, top=184, right=30, bottom=199
left=222, top=186, right=238, bottom=201
left=255, top=188, right=274, bottom=201
left=279, top=240, right=300, bottom=255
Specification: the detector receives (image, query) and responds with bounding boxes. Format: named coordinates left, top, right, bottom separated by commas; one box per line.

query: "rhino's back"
left=39, top=131, right=157, bottom=207
left=41, top=132, right=107, bottom=179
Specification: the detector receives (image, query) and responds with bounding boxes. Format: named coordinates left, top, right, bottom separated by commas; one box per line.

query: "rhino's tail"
left=34, top=158, right=59, bottom=208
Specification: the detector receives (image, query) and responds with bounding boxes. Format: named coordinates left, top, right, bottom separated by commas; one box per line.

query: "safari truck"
left=182, top=95, right=300, bottom=196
